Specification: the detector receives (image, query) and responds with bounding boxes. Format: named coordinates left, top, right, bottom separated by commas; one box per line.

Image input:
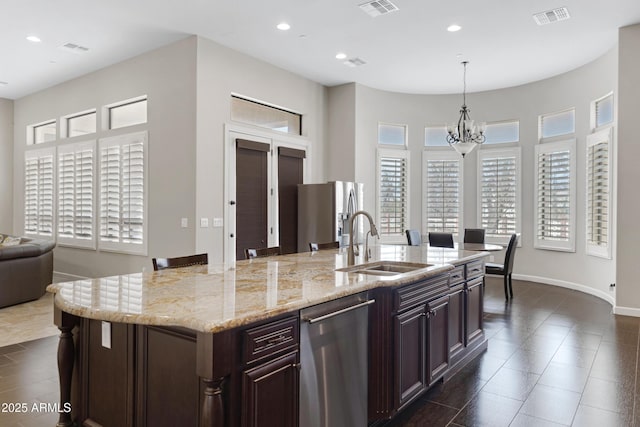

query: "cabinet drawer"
left=395, top=274, right=449, bottom=312
left=466, top=260, right=484, bottom=280
left=449, top=266, right=465, bottom=286
left=244, top=317, right=299, bottom=364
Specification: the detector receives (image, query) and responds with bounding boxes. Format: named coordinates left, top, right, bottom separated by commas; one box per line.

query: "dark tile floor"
left=0, top=278, right=637, bottom=426
left=386, top=277, right=640, bottom=427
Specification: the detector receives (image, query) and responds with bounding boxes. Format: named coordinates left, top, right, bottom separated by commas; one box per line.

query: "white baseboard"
left=53, top=271, right=89, bottom=283
left=612, top=306, right=640, bottom=317
left=509, top=273, right=616, bottom=307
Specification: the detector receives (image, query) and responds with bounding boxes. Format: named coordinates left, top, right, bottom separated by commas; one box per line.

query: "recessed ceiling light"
left=447, top=24, right=462, bottom=32
left=26, top=35, right=42, bottom=43
left=277, top=22, right=291, bottom=31
left=335, top=52, right=347, bottom=60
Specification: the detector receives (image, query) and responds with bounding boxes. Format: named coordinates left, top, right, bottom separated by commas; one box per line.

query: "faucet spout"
left=348, top=210, right=378, bottom=265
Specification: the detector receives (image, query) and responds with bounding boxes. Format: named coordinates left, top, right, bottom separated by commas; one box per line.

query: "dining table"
left=456, top=242, right=504, bottom=251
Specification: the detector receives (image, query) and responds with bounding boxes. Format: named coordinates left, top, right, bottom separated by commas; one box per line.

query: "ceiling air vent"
left=533, top=7, right=571, bottom=26
left=344, top=58, right=367, bottom=68
left=359, top=0, right=399, bottom=17
left=59, top=42, right=90, bottom=54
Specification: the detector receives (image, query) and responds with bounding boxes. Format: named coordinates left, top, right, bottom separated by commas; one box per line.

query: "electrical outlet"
left=213, top=217, right=223, bottom=227
left=181, top=218, right=188, bottom=228
left=200, top=217, right=209, bottom=228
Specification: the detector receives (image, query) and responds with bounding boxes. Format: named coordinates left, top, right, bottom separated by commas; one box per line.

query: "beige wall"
left=0, top=98, right=13, bottom=232
left=616, top=24, right=640, bottom=314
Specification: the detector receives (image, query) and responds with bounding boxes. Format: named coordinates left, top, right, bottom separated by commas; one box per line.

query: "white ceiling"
left=2, top=0, right=640, bottom=100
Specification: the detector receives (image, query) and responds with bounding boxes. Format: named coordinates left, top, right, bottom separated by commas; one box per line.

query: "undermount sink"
left=336, top=261, right=433, bottom=277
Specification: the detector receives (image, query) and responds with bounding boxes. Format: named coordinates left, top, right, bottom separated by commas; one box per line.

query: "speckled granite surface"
left=47, top=245, right=487, bottom=333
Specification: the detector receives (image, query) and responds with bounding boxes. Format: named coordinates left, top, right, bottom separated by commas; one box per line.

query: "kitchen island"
left=47, top=245, right=488, bottom=427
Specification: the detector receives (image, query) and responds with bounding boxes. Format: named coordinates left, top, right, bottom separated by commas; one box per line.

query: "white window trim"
left=376, top=148, right=410, bottom=244
left=476, top=146, right=522, bottom=246
left=422, top=150, right=464, bottom=238
left=586, top=128, right=613, bottom=259
left=539, top=108, right=576, bottom=142
left=98, top=131, right=148, bottom=256
left=61, top=109, right=97, bottom=139
left=483, top=119, right=520, bottom=145
left=56, top=140, right=97, bottom=249
left=591, top=92, right=614, bottom=132
left=27, top=119, right=57, bottom=145
left=102, top=95, right=148, bottom=131
left=534, top=138, right=576, bottom=252
left=24, top=146, right=56, bottom=238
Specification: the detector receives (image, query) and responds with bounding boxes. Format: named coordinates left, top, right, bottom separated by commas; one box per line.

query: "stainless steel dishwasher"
left=299, top=292, right=374, bottom=427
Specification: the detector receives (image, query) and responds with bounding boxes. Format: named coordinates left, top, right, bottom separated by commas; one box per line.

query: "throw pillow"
left=0, top=236, right=21, bottom=247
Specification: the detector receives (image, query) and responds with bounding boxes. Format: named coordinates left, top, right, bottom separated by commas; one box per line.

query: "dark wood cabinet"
left=394, top=305, right=427, bottom=408
left=241, top=351, right=299, bottom=427
left=465, top=277, right=484, bottom=345
left=448, top=284, right=465, bottom=364
left=426, top=296, right=449, bottom=385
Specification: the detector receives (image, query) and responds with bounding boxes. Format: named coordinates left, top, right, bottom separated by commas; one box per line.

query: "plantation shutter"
left=586, top=129, right=612, bottom=258
left=378, top=155, right=408, bottom=236
left=425, top=158, right=461, bottom=234
left=99, top=131, right=147, bottom=254
left=534, top=139, right=576, bottom=251
left=480, top=156, right=517, bottom=237
left=57, top=141, right=95, bottom=247
left=24, top=148, right=55, bottom=237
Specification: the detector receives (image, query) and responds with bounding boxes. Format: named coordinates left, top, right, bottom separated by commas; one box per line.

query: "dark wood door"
left=427, top=296, right=449, bottom=386
left=236, top=139, right=270, bottom=260
left=241, top=351, right=299, bottom=427
left=394, top=305, right=427, bottom=408
left=448, top=284, right=465, bottom=364
left=278, top=147, right=305, bottom=255
left=466, top=277, right=484, bottom=345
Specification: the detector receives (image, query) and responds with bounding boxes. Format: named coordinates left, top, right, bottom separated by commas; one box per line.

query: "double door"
left=394, top=295, right=449, bottom=408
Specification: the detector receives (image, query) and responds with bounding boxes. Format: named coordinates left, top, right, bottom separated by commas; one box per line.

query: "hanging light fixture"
left=446, top=61, right=486, bottom=157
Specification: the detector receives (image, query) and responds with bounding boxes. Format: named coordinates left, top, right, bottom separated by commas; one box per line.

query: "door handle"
left=230, top=200, right=236, bottom=205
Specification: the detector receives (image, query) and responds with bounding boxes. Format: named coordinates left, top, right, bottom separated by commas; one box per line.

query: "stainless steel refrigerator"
left=297, top=181, right=364, bottom=252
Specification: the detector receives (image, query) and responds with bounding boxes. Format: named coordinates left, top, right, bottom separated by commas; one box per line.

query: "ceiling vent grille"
left=344, top=58, right=367, bottom=67
left=59, top=42, right=90, bottom=54
left=359, top=0, right=399, bottom=17
left=533, top=7, right=571, bottom=26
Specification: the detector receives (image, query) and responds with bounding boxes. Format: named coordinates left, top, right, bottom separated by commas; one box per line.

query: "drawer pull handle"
left=267, top=335, right=289, bottom=346
left=302, top=299, right=375, bottom=323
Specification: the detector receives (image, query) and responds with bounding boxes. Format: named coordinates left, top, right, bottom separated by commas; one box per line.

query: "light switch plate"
left=213, top=217, right=223, bottom=227
left=181, top=218, right=188, bottom=228
left=200, top=217, right=209, bottom=228
left=101, top=321, right=111, bottom=349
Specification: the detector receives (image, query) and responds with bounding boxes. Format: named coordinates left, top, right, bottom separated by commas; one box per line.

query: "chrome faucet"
left=348, top=210, right=379, bottom=265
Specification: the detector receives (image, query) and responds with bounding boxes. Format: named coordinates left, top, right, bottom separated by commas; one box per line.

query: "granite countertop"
left=47, top=245, right=488, bottom=333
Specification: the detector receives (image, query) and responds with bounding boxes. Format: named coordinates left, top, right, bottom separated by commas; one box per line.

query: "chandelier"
left=446, top=61, right=486, bottom=157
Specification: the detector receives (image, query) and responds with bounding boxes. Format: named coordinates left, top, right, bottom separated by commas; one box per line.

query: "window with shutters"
left=534, top=139, right=576, bottom=252
left=57, top=141, right=96, bottom=248
left=477, top=147, right=521, bottom=244
left=377, top=149, right=409, bottom=242
left=586, top=129, right=612, bottom=258
left=24, top=147, right=55, bottom=237
left=99, top=131, right=148, bottom=255
left=423, top=151, right=463, bottom=236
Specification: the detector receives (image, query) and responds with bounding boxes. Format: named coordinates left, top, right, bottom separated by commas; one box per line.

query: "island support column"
left=54, top=307, right=79, bottom=427
left=197, top=331, right=233, bottom=427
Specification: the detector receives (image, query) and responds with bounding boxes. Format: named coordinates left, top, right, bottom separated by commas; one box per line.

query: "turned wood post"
left=53, top=306, right=78, bottom=427
left=200, top=377, right=224, bottom=427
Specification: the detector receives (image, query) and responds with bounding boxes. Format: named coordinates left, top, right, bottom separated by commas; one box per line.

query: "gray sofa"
left=0, top=235, right=55, bottom=308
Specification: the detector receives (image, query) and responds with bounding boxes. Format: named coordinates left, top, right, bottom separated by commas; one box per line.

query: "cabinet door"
left=394, top=305, right=427, bottom=408
left=427, top=296, right=449, bottom=386
left=448, top=285, right=465, bottom=364
left=466, top=277, right=484, bottom=345
left=242, top=351, right=299, bottom=427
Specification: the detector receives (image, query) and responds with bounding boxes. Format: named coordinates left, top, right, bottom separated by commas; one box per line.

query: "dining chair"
left=152, top=253, right=208, bottom=271
left=428, top=232, right=454, bottom=248
left=245, top=246, right=282, bottom=259
left=485, top=233, right=518, bottom=300
left=309, top=241, right=340, bottom=251
left=463, top=228, right=485, bottom=244
left=405, top=229, right=422, bottom=246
